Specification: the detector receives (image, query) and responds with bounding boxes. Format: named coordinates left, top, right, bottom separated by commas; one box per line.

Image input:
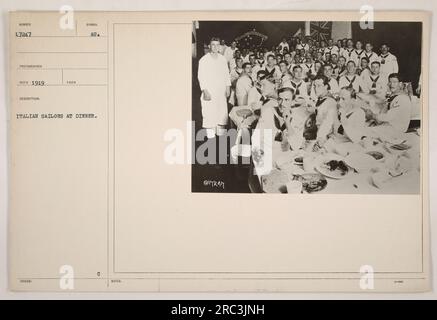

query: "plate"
left=345, top=152, right=378, bottom=173
left=261, top=169, right=290, bottom=193
left=293, top=155, right=304, bottom=166
left=315, top=156, right=351, bottom=179
left=366, top=150, right=385, bottom=161
left=297, top=173, right=328, bottom=193
left=388, top=142, right=411, bottom=151
left=236, top=108, right=253, bottom=118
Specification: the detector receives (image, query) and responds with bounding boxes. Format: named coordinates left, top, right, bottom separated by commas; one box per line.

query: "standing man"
left=379, top=44, right=399, bottom=78
left=197, top=37, right=231, bottom=138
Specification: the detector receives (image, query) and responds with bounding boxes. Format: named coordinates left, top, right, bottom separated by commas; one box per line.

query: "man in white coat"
left=197, top=37, right=231, bottom=138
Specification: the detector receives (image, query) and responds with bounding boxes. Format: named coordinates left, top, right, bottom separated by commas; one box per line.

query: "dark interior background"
left=195, top=21, right=422, bottom=87
left=351, top=22, right=422, bottom=87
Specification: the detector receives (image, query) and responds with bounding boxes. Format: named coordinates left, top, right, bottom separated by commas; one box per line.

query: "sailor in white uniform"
left=312, top=75, right=338, bottom=148
left=235, top=63, right=254, bottom=106
left=351, top=40, right=365, bottom=66
left=363, top=42, right=380, bottom=65
left=264, top=54, right=281, bottom=82
left=366, top=73, right=412, bottom=139
left=341, top=39, right=355, bottom=63
left=287, top=65, right=310, bottom=102
left=324, top=39, right=339, bottom=59
left=379, top=44, right=399, bottom=78
left=322, top=64, right=340, bottom=95
left=338, top=60, right=363, bottom=93
left=361, top=61, right=388, bottom=99
left=278, top=37, right=290, bottom=54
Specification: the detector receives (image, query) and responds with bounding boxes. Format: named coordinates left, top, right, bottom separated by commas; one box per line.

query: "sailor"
left=379, top=44, right=399, bottom=78
left=363, top=42, right=380, bottom=65
left=235, top=62, right=254, bottom=106
left=361, top=61, right=388, bottom=99
left=341, top=39, right=355, bottom=62
left=312, top=75, right=338, bottom=148
left=338, top=60, right=362, bottom=93
left=351, top=40, right=365, bottom=66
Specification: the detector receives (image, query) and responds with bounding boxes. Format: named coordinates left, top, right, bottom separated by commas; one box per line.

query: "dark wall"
left=195, top=21, right=422, bottom=88
left=351, top=22, right=422, bottom=88
left=196, top=21, right=304, bottom=52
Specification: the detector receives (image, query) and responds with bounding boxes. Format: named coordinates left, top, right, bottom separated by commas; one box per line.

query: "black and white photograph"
left=191, top=20, right=422, bottom=194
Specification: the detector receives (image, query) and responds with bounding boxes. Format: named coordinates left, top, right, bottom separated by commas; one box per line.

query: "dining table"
left=229, top=105, right=421, bottom=195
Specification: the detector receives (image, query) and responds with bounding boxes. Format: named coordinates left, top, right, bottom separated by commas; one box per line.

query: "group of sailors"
left=197, top=36, right=419, bottom=151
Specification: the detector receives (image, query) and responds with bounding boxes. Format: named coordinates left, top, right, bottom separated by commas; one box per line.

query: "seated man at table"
left=235, top=62, right=253, bottom=106
left=251, top=81, right=282, bottom=145
left=312, top=75, right=338, bottom=150
left=283, top=89, right=317, bottom=150
left=254, top=87, right=315, bottom=152
left=247, top=70, right=269, bottom=111
left=334, top=86, right=367, bottom=143
left=365, top=73, right=412, bottom=139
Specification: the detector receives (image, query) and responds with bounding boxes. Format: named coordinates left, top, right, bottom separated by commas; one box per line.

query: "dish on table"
left=293, top=156, right=304, bottom=166
left=345, top=152, right=379, bottom=173
left=371, top=171, right=393, bottom=189
left=366, top=150, right=385, bottom=161
left=235, top=108, right=253, bottom=118
left=275, top=151, right=305, bottom=169
left=295, top=173, right=328, bottom=193
left=261, top=169, right=290, bottom=193
left=387, top=142, right=411, bottom=151
left=315, top=156, right=350, bottom=179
